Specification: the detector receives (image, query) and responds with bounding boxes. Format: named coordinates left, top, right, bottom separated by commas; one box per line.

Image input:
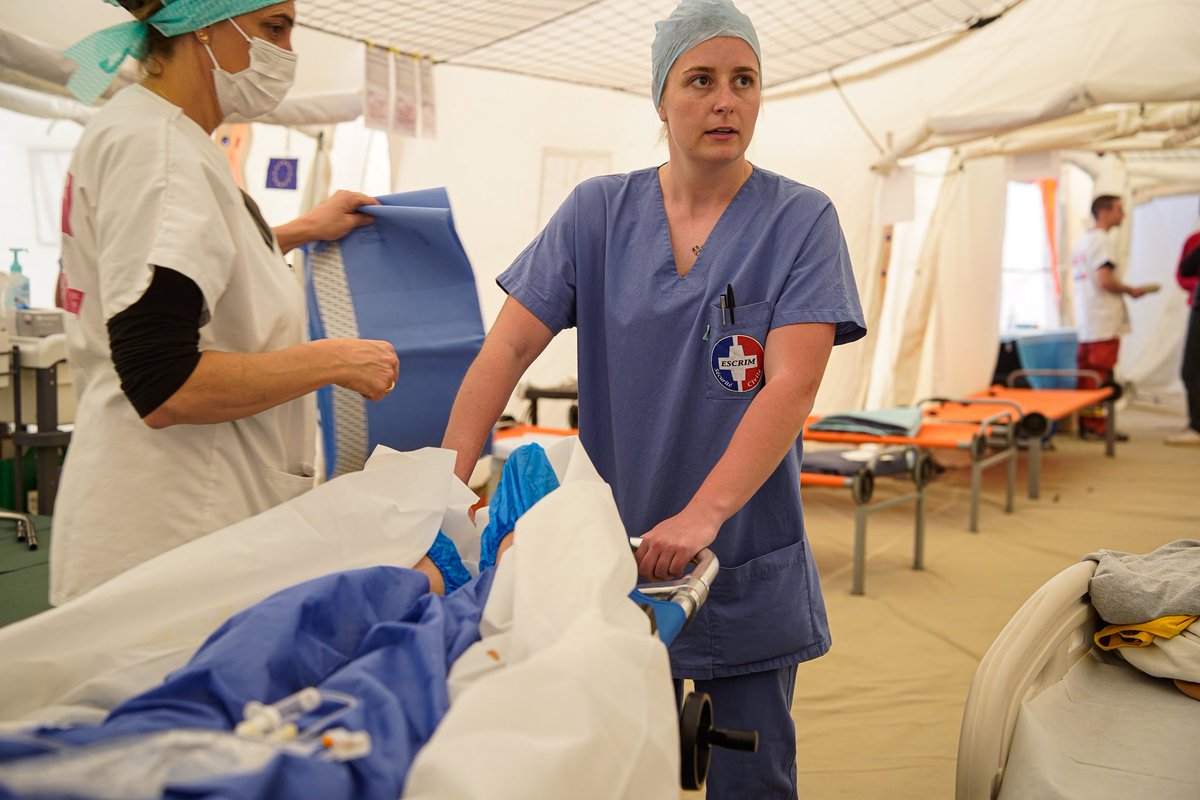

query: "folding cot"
left=800, top=446, right=933, bottom=595
left=924, top=369, right=1118, bottom=499
left=804, top=399, right=1019, bottom=533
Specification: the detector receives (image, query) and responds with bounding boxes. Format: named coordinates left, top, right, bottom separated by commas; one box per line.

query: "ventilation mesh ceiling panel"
left=299, top=0, right=1019, bottom=93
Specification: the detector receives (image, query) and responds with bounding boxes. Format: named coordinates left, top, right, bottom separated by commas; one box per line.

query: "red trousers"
left=1077, top=339, right=1119, bottom=433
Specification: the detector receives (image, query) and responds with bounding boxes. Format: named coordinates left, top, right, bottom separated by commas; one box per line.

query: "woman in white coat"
left=52, top=0, right=399, bottom=604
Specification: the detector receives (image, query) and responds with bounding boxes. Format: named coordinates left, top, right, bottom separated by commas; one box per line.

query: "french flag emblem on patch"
left=711, top=334, right=764, bottom=393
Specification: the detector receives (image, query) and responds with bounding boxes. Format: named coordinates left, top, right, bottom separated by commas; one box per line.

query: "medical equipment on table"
left=800, top=445, right=933, bottom=595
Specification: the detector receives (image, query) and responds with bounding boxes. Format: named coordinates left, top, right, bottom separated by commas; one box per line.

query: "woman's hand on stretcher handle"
left=635, top=509, right=719, bottom=581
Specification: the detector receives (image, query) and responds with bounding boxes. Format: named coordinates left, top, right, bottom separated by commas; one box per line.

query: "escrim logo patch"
left=711, top=334, right=764, bottom=393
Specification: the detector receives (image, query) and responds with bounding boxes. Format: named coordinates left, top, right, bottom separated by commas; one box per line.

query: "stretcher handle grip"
left=628, top=537, right=719, bottom=620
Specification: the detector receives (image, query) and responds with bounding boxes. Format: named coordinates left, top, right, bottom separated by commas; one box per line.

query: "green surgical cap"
left=65, top=0, right=282, bottom=105
left=651, top=0, right=761, bottom=109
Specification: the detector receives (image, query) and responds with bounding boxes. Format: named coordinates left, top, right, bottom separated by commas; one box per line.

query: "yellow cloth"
left=1095, top=615, right=1199, bottom=650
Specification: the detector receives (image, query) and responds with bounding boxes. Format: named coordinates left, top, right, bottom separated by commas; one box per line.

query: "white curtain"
left=867, top=153, right=1008, bottom=406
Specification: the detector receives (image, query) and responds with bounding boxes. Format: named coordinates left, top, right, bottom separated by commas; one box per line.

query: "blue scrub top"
left=499, top=166, right=866, bottom=679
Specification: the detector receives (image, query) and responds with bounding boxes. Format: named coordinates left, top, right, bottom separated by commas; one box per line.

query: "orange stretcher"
left=800, top=446, right=934, bottom=595
left=922, top=369, right=1118, bottom=500
left=804, top=400, right=1019, bottom=533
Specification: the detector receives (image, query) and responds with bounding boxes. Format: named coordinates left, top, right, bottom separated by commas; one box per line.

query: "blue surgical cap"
left=651, top=0, right=761, bottom=109
left=65, top=0, right=282, bottom=105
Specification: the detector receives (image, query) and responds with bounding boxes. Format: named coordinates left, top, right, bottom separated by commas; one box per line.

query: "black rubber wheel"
left=680, top=692, right=713, bottom=791
left=851, top=469, right=875, bottom=504
left=914, top=453, right=934, bottom=488
left=1020, top=411, right=1050, bottom=438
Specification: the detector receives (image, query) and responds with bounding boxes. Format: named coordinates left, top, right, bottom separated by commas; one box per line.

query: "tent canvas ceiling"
left=1, top=0, right=1198, bottom=413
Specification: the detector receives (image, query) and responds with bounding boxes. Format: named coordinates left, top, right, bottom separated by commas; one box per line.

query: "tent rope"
left=828, top=71, right=884, bottom=156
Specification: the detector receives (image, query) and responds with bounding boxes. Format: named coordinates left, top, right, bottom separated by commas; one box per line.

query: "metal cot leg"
left=913, top=485, right=925, bottom=571
left=1028, top=436, right=1041, bottom=500
left=1105, top=400, right=1116, bottom=457
left=852, top=503, right=867, bottom=596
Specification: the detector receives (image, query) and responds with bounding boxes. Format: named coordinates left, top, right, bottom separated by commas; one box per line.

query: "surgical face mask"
left=203, top=19, right=296, bottom=120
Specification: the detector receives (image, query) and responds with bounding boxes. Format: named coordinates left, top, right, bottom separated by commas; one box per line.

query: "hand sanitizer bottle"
left=4, top=248, right=31, bottom=333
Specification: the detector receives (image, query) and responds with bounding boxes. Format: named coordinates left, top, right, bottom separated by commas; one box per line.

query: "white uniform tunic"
left=1071, top=227, right=1130, bottom=343
left=53, top=85, right=315, bottom=605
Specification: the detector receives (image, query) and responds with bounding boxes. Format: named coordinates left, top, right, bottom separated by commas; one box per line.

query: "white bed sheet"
left=0, top=446, right=473, bottom=730
left=997, top=648, right=1200, bottom=799
left=404, top=440, right=679, bottom=799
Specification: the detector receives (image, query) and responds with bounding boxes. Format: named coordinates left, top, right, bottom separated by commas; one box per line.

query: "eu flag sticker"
left=266, top=158, right=299, bottom=190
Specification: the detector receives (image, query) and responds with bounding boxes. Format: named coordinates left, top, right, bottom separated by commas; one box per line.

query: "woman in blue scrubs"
left=443, top=1, right=865, bottom=795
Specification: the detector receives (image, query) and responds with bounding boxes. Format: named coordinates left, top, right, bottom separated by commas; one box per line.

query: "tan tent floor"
left=684, top=401, right=1199, bottom=799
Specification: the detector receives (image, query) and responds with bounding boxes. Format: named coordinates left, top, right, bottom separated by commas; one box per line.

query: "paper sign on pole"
left=363, top=46, right=390, bottom=132
left=392, top=55, right=418, bottom=138
left=419, top=58, right=437, bottom=139
left=878, top=164, right=915, bottom=225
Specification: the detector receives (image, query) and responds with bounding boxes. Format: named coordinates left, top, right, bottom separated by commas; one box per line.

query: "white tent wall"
left=754, top=0, right=1200, bottom=409
left=1122, top=194, right=1200, bottom=398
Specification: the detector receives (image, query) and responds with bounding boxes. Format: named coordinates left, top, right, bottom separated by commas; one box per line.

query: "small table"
left=524, top=385, right=578, bottom=426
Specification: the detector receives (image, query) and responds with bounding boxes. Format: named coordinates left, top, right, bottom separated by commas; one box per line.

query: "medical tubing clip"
left=236, top=686, right=322, bottom=738
left=320, top=727, right=372, bottom=761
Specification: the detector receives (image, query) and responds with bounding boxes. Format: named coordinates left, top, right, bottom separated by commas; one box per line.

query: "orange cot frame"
left=803, top=401, right=1019, bottom=533
left=799, top=446, right=931, bottom=595
left=922, top=380, right=1117, bottom=500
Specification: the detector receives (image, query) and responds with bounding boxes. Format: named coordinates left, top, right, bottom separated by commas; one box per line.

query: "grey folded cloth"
left=808, top=407, right=922, bottom=437
left=1083, top=539, right=1200, bottom=624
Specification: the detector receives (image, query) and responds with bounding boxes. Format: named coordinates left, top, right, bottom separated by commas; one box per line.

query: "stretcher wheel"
left=679, top=692, right=759, bottom=791
left=913, top=453, right=934, bottom=489
left=1019, top=411, right=1049, bottom=439
left=970, top=435, right=988, bottom=461
left=851, top=469, right=875, bottom=504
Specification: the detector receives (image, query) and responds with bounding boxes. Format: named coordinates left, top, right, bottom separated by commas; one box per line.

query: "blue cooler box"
left=1006, top=329, right=1078, bottom=389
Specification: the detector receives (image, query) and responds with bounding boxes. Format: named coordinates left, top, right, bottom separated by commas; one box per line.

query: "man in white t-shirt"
left=1070, top=195, right=1151, bottom=438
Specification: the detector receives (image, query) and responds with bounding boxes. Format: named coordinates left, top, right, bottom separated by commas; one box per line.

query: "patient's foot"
left=478, top=443, right=560, bottom=570
left=416, top=532, right=472, bottom=595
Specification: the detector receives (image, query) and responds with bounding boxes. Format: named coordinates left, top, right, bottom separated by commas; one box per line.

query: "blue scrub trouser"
left=676, top=664, right=799, bottom=799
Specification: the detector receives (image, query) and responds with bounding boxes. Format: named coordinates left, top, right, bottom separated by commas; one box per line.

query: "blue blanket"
left=0, top=566, right=494, bottom=799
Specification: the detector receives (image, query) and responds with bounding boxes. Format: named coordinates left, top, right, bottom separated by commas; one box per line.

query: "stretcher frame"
left=804, top=399, right=1019, bottom=533
left=629, top=536, right=717, bottom=624
left=800, top=445, right=933, bottom=595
